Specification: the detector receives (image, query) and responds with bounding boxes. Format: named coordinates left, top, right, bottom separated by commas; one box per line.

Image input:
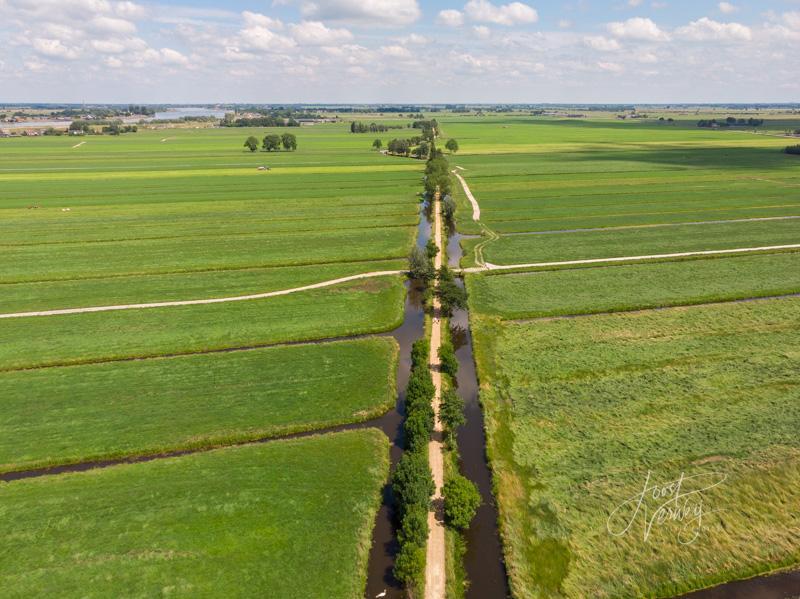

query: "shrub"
left=397, top=505, right=429, bottom=548
left=392, top=450, right=435, bottom=519
left=443, top=474, right=481, bottom=530
left=786, top=145, right=800, bottom=155
left=408, top=246, right=435, bottom=281
left=439, top=342, right=458, bottom=378
left=410, top=338, right=429, bottom=370
left=406, top=369, right=435, bottom=412
left=394, top=542, right=426, bottom=588
left=440, top=388, right=466, bottom=436
left=405, top=409, right=434, bottom=452
left=442, top=195, right=456, bottom=220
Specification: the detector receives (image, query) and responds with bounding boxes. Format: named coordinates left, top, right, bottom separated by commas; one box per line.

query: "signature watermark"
left=607, top=471, right=727, bottom=545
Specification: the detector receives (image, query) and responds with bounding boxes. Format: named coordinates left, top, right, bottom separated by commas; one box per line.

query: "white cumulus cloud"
left=300, top=0, right=420, bottom=27
left=290, top=21, right=353, bottom=45
left=437, top=9, right=464, bottom=27
left=675, top=17, right=751, bottom=41
left=583, top=35, right=621, bottom=51
left=464, top=0, right=538, bottom=26
left=718, top=2, right=737, bottom=14
left=607, top=17, right=669, bottom=41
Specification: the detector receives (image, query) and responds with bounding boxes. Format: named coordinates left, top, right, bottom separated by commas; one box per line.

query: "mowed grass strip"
left=0, top=430, right=389, bottom=599
left=0, top=277, right=405, bottom=371
left=467, top=251, right=800, bottom=319
left=0, top=337, right=397, bottom=473
left=0, top=226, right=415, bottom=284
left=478, top=217, right=800, bottom=266
left=473, top=297, right=800, bottom=598
left=0, top=259, right=405, bottom=313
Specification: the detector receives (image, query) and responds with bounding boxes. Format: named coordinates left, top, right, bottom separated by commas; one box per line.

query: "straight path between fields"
left=463, top=244, right=800, bottom=272
left=425, top=192, right=446, bottom=599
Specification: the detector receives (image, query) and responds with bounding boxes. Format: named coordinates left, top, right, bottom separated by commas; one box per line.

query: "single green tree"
left=392, top=450, right=435, bottom=517
left=408, top=246, right=435, bottom=281
left=262, top=134, right=281, bottom=151
left=394, top=543, right=426, bottom=588
left=397, top=505, right=429, bottom=548
left=372, top=138, right=383, bottom=150
left=281, top=133, right=297, bottom=151
left=243, top=136, right=259, bottom=152
left=445, top=138, right=459, bottom=153
left=440, top=388, right=466, bottom=435
left=443, top=474, right=481, bottom=530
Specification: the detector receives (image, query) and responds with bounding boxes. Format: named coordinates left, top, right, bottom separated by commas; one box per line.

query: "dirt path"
left=452, top=169, right=480, bottom=221
left=425, top=192, right=446, bottom=599
left=462, top=244, right=800, bottom=273
left=501, top=215, right=800, bottom=237
left=0, top=270, right=403, bottom=320
left=71, top=141, right=86, bottom=149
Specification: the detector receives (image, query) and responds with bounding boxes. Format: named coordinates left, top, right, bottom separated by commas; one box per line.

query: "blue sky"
left=1, top=0, right=799, bottom=103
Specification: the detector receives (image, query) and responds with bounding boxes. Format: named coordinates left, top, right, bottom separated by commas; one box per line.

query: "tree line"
left=786, top=145, right=800, bottom=155
left=698, top=117, right=764, bottom=128
left=225, top=116, right=300, bottom=127
left=349, top=121, right=405, bottom=133
left=243, top=134, right=297, bottom=152
left=67, top=120, right=138, bottom=135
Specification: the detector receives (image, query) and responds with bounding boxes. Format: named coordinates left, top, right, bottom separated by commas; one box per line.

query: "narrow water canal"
left=448, top=224, right=511, bottom=599
left=364, top=200, right=430, bottom=598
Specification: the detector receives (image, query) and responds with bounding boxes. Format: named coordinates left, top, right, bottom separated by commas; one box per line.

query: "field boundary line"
left=500, top=215, right=800, bottom=237
left=463, top=244, right=800, bottom=273
left=0, top=270, right=403, bottom=319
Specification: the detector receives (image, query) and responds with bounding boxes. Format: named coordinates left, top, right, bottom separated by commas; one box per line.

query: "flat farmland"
left=448, top=115, right=800, bottom=597
left=440, top=117, right=800, bottom=240
left=467, top=251, right=800, bottom=319
left=0, top=123, right=421, bottom=596
left=0, top=430, right=388, bottom=598
left=0, top=337, right=396, bottom=473
left=471, top=298, right=800, bottom=598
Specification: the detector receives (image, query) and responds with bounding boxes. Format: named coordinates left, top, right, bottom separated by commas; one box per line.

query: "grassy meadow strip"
left=478, top=217, right=800, bottom=266
left=466, top=251, right=800, bottom=319
left=1, top=211, right=417, bottom=245
left=0, top=226, right=415, bottom=284
left=0, top=277, right=406, bottom=371
left=0, top=337, right=396, bottom=473
left=0, top=430, right=389, bottom=598
left=472, top=297, right=800, bottom=598
left=0, top=259, right=405, bottom=313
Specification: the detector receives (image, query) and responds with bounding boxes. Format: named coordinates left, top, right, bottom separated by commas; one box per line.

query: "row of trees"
left=225, top=116, right=300, bottom=127
left=67, top=120, right=138, bottom=135
left=392, top=337, right=436, bottom=590
left=697, top=117, right=764, bottom=128
left=349, top=121, right=404, bottom=133
left=243, top=134, right=297, bottom=152
left=786, top=145, right=800, bottom=155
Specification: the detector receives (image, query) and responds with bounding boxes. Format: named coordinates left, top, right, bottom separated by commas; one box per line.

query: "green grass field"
left=472, top=298, right=800, bottom=598
left=446, top=114, right=800, bottom=597
left=0, top=124, right=420, bottom=594
left=467, top=251, right=800, bottom=319
left=0, top=430, right=389, bottom=598
left=0, top=337, right=396, bottom=473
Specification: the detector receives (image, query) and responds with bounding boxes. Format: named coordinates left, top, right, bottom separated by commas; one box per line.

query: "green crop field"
left=471, top=298, right=800, bottom=598
left=445, top=113, right=800, bottom=597
left=467, top=251, right=800, bottom=319
left=0, top=337, right=396, bottom=473
left=0, top=430, right=389, bottom=598
left=0, top=123, right=423, bottom=596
